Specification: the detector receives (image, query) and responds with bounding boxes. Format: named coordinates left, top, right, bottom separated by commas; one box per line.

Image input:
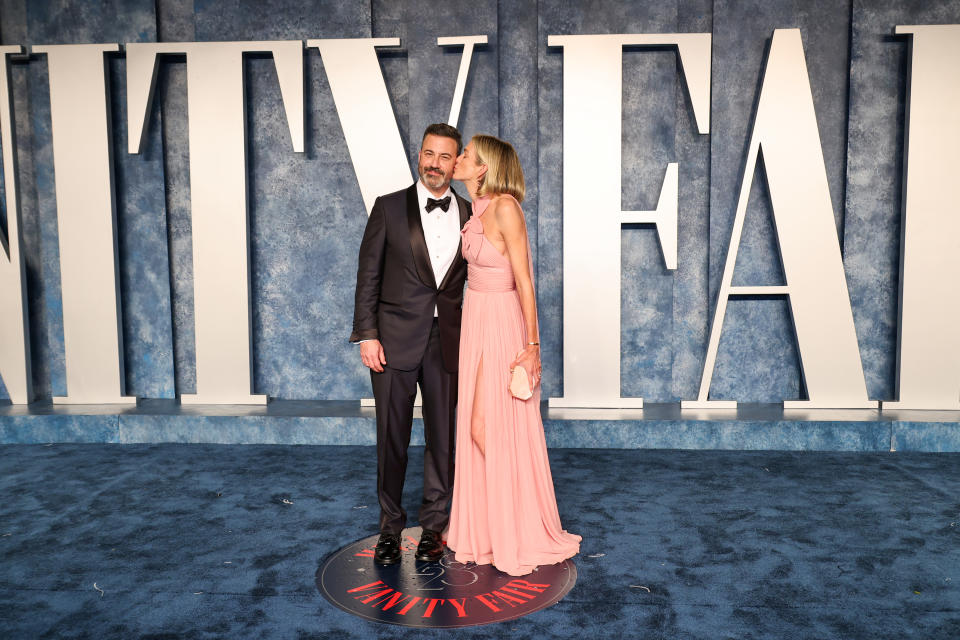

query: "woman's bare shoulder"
left=489, top=194, right=524, bottom=227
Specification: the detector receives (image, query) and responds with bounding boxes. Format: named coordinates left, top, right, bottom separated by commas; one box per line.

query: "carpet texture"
left=0, top=444, right=957, bottom=638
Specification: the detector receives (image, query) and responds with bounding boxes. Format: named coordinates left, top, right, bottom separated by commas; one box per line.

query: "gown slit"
left=471, top=355, right=486, bottom=456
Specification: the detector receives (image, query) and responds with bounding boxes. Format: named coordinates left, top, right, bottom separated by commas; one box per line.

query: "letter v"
left=307, top=38, right=412, bottom=214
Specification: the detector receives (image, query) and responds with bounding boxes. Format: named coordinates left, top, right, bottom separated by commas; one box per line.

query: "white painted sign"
left=32, top=43, right=133, bottom=404
left=547, top=33, right=710, bottom=409
left=884, top=25, right=960, bottom=410
left=680, top=29, right=875, bottom=410
left=0, top=28, right=956, bottom=410
left=127, top=41, right=304, bottom=405
left=0, top=46, right=31, bottom=405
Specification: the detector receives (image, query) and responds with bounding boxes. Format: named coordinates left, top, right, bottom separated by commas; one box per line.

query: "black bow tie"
left=425, top=196, right=451, bottom=213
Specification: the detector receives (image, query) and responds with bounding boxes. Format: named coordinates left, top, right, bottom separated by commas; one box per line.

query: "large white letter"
left=127, top=41, right=304, bottom=405
left=0, top=46, right=32, bottom=405
left=306, top=39, right=410, bottom=214
left=31, top=44, right=133, bottom=404
left=682, top=29, right=875, bottom=410
left=546, top=33, right=711, bottom=408
left=437, top=35, right=488, bottom=128
left=884, top=26, right=960, bottom=411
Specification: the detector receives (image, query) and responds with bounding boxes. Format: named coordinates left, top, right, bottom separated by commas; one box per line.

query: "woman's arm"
left=494, top=197, right=541, bottom=386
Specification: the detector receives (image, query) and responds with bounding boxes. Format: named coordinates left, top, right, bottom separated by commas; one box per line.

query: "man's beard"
left=419, top=165, right=449, bottom=190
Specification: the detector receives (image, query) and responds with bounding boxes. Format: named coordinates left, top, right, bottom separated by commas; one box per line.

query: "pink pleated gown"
left=446, top=195, right=580, bottom=576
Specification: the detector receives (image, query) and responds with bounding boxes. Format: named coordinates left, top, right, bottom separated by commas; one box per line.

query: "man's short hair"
left=422, top=123, right=463, bottom=154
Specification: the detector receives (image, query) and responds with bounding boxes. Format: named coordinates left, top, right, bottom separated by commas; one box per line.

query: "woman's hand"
left=510, top=345, right=541, bottom=389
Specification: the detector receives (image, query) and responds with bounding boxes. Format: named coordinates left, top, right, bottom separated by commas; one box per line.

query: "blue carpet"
left=0, top=444, right=957, bottom=638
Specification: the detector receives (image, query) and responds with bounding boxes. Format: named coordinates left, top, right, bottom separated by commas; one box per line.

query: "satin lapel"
left=438, top=188, right=471, bottom=291
left=406, top=184, right=437, bottom=289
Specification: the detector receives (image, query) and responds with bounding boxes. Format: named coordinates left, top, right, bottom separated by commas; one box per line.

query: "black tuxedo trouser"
left=371, top=319, right=457, bottom=535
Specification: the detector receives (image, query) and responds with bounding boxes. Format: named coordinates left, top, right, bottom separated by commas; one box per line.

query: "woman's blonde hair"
left=473, top=134, right=525, bottom=203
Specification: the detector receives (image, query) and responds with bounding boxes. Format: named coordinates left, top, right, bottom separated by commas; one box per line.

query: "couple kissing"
left=350, top=123, right=580, bottom=577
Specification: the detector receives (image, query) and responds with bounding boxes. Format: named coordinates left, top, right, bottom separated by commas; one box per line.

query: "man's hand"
left=361, top=340, right=387, bottom=372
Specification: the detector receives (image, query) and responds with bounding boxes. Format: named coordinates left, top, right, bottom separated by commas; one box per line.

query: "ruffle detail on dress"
left=460, top=214, right=484, bottom=262
left=460, top=196, right=491, bottom=263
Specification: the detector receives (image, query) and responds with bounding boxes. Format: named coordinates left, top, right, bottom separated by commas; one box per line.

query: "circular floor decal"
left=317, top=527, right=577, bottom=628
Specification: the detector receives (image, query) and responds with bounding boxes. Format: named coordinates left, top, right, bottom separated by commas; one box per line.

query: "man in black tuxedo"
left=351, top=123, right=469, bottom=564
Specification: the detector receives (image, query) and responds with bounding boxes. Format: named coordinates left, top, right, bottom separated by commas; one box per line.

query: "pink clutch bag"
left=509, top=366, right=534, bottom=400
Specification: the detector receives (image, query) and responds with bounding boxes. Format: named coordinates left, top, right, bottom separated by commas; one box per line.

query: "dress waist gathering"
left=466, top=264, right=515, bottom=293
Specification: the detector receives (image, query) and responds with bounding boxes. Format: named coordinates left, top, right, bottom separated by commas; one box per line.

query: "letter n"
left=682, top=29, right=875, bottom=410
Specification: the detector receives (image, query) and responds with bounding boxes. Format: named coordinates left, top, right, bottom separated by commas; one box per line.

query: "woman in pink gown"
left=445, top=134, right=580, bottom=576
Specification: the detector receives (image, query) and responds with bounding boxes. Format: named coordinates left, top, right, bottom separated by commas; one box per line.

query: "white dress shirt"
left=416, top=180, right=461, bottom=316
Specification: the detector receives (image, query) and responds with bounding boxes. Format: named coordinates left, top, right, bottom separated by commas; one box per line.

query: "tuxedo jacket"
left=350, top=183, right=471, bottom=372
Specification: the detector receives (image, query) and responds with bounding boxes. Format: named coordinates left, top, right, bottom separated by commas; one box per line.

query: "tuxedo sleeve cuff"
left=349, top=329, right=379, bottom=343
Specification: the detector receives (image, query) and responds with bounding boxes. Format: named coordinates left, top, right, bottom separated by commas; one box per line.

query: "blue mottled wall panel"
left=0, top=0, right=952, bottom=404
left=110, top=11, right=173, bottom=400
left=155, top=0, right=195, bottom=396
left=372, top=1, right=410, bottom=169
left=535, top=5, right=562, bottom=400
left=672, top=0, right=712, bottom=401
left=498, top=0, right=538, bottom=270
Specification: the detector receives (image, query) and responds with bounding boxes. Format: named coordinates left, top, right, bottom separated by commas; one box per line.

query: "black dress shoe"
left=374, top=532, right=401, bottom=565
left=415, top=528, right=444, bottom=562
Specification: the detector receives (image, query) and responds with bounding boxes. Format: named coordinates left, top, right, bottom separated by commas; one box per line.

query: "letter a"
left=682, top=29, right=875, bottom=410
left=0, top=46, right=32, bottom=404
